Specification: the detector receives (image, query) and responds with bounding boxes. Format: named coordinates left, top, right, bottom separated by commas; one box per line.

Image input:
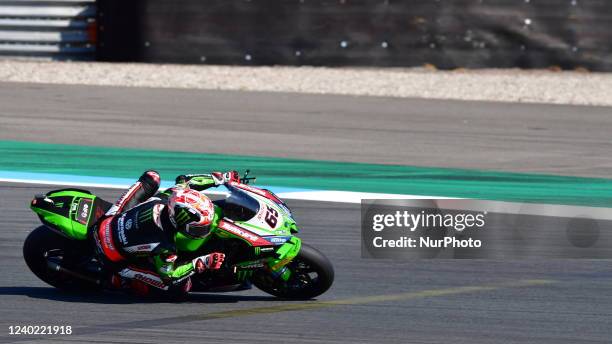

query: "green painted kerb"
left=1, top=140, right=611, bottom=207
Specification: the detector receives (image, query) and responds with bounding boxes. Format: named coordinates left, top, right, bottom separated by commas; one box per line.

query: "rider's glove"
left=211, top=171, right=240, bottom=185
left=192, top=252, right=225, bottom=273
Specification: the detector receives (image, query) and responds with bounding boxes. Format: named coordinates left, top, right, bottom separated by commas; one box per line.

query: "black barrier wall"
left=97, top=0, right=612, bottom=70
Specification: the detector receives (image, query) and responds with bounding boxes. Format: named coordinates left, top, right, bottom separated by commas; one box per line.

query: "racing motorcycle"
left=24, top=171, right=334, bottom=299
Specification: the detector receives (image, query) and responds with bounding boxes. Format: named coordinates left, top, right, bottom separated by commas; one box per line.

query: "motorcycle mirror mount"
left=240, top=169, right=256, bottom=184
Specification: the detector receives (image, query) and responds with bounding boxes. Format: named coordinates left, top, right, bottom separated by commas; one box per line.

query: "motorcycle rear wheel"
left=23, top=226, right=99, bottom=291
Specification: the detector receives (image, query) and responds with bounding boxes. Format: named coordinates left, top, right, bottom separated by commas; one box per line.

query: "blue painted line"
left=0, top=170, right=313, bottom=195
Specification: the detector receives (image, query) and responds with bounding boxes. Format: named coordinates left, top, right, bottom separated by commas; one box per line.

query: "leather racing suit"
left=93, top=170, right=235, bottom=294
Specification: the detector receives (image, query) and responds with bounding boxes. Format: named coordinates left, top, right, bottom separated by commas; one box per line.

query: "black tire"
left=23, top=226, right=97, bottom=291
left=252, top=243, right=334, bottom=299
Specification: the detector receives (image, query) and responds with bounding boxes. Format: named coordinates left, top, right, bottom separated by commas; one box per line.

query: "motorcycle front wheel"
left=252, top=243, right=334, bottom=299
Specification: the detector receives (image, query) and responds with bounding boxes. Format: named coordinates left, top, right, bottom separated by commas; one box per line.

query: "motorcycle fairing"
left=217, top=219, right=272, bottom=246
left=224, top=185, right=298, bottom=237
left=30, top=189, right=109, bottom=240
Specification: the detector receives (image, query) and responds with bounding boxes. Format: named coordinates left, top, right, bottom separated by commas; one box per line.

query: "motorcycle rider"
left=93, top=170, right=241, bottom=296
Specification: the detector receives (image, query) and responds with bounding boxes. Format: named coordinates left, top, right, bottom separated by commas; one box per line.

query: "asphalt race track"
left=1, top=82, right=612, bottom=177
left=1, top=183, right=612, bottom=344
left=1, top=83, right=612, bottom=343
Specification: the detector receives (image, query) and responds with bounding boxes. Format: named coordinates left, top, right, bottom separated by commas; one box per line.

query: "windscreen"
left=217, top=189, right=260, bottom=222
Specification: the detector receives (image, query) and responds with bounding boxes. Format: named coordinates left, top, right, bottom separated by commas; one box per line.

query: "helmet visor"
left=184, top=223, right=211, bottom=238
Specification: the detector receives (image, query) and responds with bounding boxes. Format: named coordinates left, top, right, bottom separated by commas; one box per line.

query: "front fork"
left=267, top=237, right=301, bottom=281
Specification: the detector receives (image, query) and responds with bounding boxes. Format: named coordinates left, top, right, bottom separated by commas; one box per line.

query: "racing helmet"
left=167, top=187, right=215, bottom=238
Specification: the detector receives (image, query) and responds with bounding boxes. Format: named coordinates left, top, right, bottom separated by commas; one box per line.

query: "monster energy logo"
left=175, top=209, right=192, bottom=226
left=235, top=270, right=254, bottom=281
left=138, top=208, right=153, bottom=222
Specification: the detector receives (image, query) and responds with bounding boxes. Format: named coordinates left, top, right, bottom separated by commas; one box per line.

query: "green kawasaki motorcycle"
left=24, top=172, right=334, bottom=299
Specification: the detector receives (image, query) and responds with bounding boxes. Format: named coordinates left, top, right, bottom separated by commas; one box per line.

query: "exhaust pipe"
left=47, top=261, right=101, bottom=285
